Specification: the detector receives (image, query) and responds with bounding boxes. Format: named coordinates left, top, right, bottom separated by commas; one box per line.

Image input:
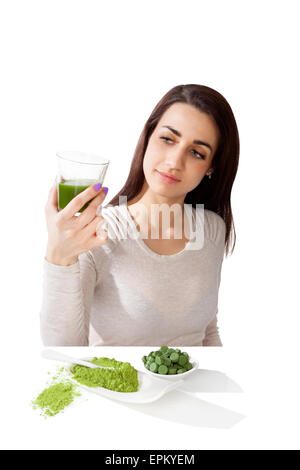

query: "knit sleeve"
left=39, top=250, right=97, bottom=346
left=202, top=210, right=225, bottom=346
left=204, top=209, right=226, bottom=247
left=202, top=312, right=223, bottom=346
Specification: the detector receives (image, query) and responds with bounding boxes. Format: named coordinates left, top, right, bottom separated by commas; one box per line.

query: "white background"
left=0, top=0, right=299, bottom=450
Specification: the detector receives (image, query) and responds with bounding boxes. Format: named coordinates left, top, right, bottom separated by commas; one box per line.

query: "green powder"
left=71, top=357, right=139, bottom=392
left=32, top=357, right=139, bottom=418
left=32, top=366, right=81, bottom=418
left=32, top=381, right=80, bottom=417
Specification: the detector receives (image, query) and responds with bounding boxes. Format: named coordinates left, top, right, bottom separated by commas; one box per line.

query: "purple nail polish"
left=102, top=187, right=109, bottom=195
left=94, top=183, right=102, bottom=191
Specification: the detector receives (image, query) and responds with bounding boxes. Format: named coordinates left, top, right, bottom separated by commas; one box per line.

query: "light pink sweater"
left=40, top=204, right=226, bottom=346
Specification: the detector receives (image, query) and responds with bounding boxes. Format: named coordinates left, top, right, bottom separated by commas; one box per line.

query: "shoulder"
left=194, top=207, right=226, bottom=248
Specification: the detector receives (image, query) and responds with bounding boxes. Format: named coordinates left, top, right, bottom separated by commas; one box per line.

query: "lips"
left=156, top=170, right=180, bottom=183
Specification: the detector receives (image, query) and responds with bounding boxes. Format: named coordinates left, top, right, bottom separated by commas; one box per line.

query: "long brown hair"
left=107, top=84, right=240, bottom=256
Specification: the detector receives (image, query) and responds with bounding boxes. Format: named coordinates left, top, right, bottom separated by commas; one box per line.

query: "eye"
left=191, top=149, right=206, bottom=160
left=159, top=136, right=206, bottom=160
left=160, top=136, right=173, bottom=143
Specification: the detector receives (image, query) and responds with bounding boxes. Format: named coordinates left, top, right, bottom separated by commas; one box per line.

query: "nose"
left=163, top=145, right=185, bottom=170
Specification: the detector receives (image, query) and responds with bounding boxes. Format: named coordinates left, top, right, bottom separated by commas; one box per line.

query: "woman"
left=41, top=84, right=239, bottom=346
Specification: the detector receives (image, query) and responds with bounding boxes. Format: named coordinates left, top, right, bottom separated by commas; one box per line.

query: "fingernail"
left=102, top=187, right=109, bottom=195
left=94, top=183, right=102, bottom=191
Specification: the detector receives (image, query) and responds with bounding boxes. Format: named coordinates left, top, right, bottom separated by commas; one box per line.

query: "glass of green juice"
left=56, top=151, right=109, bottom=216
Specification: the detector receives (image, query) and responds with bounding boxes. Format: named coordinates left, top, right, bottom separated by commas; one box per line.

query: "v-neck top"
left=40, top=204, right=226, bottom=346
left=122, top=203, right=202, bottom=259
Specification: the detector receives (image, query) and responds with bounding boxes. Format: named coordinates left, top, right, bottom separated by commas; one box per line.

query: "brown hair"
left=107, top=84, right=240, bottom=256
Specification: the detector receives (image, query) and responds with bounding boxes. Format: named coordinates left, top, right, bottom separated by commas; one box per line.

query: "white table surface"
left=1, top=345, right=299, bottom=450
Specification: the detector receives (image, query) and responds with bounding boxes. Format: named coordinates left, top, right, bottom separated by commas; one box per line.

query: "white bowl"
left=142, top=357, right=199, bottom=381
left=66, top=356, right=185, bottom=404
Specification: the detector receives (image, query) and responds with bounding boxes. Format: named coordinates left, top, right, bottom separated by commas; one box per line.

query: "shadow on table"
left=106, top=369, right=245, bottom=429
left=177, top=368, right=243, bottom=393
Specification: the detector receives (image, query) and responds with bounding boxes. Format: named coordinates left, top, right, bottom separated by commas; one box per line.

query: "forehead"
left=157, top=102, right=219, bottom=151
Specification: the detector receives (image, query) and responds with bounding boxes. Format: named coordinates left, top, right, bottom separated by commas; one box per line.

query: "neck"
left=127, top=182, right=188, bottom=238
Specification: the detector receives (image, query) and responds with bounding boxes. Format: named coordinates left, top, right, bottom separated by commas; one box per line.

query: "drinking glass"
left=57, top=151, right=109, bottom=216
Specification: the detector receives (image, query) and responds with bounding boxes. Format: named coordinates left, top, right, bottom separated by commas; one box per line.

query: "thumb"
left=46, top=179, right=58, bottom=213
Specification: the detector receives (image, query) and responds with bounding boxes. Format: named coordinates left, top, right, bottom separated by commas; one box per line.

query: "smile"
left=156, top=170, right=181, bottom=183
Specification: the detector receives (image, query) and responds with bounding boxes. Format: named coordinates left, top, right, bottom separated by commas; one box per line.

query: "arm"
left=200, top=210, right=226, bottom=346
left=39, top=251, right=97, bottom=346
left=202, top=313, right=223, bottom=346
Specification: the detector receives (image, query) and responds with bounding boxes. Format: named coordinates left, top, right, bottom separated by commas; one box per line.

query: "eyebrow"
left=161, top=125, right=213, bottom=153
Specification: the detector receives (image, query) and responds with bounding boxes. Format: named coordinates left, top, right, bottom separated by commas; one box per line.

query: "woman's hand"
left=44, top=181, right=109, bottom=266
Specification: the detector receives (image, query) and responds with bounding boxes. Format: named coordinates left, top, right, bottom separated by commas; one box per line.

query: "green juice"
left=58, top=179, right=98, bottom=213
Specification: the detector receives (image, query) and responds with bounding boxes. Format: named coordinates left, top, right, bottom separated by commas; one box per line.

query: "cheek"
left=185, top=164, right=207, bottom=189
left=143, top=144, right=160, bottom=174
left=142, top=153, right=154, bottom=184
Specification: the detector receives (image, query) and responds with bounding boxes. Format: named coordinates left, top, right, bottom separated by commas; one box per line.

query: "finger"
left=95, top=218, right=108, bottom=243
left=87, top=231, right=108, bottom=250
left=82, top=216, right=108, bottom=245
left=45, top=182, right=58, bottom=215
left=95, top=219, right=109, bottom=241
left=76, top=192, right=105, bottom=229
left=59, top=183, right=105, bottom=222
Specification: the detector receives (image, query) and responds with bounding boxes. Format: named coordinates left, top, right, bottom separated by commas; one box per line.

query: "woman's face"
left=143, top=102, right=220, bottom=200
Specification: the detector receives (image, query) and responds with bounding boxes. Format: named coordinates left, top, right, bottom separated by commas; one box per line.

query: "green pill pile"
left=142, top=346, right=193, bottom=375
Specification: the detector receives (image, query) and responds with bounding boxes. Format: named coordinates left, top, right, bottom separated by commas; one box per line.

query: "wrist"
left=45, top=248, right=78, bottom=266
